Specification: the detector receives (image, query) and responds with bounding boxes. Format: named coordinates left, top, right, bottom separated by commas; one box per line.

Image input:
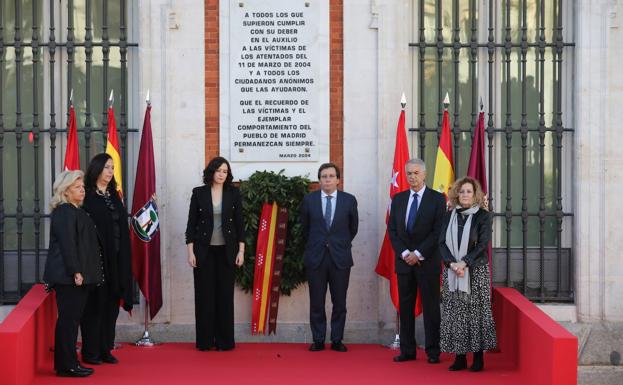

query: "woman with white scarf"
left=439, top=177, right=497, bottom=372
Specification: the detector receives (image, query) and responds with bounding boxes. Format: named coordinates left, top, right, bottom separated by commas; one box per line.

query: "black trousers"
left=54, top=284, right=88, bottom=372
left=193, top=244, right=235, bottom=350
left=397, top=268, right=441, bottom=358
left=306, top=251, right=351, bottom=343
left=80, top=284, right=120, bottom=359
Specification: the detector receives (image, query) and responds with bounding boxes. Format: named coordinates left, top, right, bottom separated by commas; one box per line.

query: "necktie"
left=407, top=193, right=419, bottom=234
left=324, top=195, right=333, bottom=229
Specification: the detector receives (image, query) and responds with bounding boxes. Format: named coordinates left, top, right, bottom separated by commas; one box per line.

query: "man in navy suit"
left=388, top=158, right=445, bottom=364
left=300, top=163, right=359, bottom=352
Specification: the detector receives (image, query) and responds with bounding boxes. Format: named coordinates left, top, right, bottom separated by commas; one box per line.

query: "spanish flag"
left=106, top=101, right=123, bottom=197
left=432, top=93, right=455, bottom=197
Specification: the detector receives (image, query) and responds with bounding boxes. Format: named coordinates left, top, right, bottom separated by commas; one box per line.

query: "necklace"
left=96, top=189, right=110, bottom=198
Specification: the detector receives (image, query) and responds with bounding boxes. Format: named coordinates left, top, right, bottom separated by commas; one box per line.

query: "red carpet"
left=30, top=343, right=522, bottom=385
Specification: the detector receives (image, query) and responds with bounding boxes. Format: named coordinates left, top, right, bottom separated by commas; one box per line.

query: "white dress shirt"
left=321, top=190, right=337, bottom=225
left=402, top=185, right=426, bottom=261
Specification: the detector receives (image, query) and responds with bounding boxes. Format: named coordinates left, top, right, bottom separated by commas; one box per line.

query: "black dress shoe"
left=216, top=346, right=235, bottom=351
left=308, top=342, right=325, bottom=351
left=448, top=354, right=467, bottom=371
left=427, top=356, right=441, bottom=364
left=197, top=344, right=216, bottom=351
left=469, top=361, right=484, bottom=372
left=76, top=364, right=94, bottom=374
left=331, top=341, right=348, bottom=352
left=393, top=353, right=416, bottom=362
left=469, top=351, right=484, bottom=372
left=56, top=368, right=92, bottom=377
left=82, top=356, right=102, bottom=365
left=102, top=353, right=119, bottom=364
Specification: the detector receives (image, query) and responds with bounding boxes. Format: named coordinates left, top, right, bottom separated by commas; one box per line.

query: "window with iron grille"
left=409, top=0, right=574, bottom=302
left=0, top=0, right=138, bottom=304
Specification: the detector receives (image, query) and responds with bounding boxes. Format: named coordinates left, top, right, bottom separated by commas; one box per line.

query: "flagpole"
left=135, top=298, right=157, bottom=347
left=384, top=93, right=408, bottom=350
left=384, top=312, right=401, bottom=349
left=135, top=90, right=158, bottom=347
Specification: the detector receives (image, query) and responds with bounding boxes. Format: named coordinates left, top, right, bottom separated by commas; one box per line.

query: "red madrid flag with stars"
left=63, top=103, right=80, bottom=171
left=375, top=108, right=422, bottom=316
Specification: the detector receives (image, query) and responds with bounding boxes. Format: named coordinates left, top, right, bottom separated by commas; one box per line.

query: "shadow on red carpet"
left=30, top=343, right=520, bottom=385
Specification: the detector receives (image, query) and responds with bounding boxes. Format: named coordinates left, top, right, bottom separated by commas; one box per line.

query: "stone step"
left=578, top=365, right=623, bottom=385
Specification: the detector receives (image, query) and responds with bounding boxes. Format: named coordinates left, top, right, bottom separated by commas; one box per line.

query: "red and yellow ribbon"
left=251, top=202, right=288, bottom=335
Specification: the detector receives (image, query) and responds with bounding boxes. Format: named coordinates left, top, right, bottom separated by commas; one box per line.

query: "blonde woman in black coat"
left=185, top=157, right=245, bottom=351
left=43, top=170, right=103, bottom=377
left=439, top=177, right=497, bottom=372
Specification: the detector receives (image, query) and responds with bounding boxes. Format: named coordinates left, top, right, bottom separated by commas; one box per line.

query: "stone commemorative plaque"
left=229, top=0, right=329, bottom=162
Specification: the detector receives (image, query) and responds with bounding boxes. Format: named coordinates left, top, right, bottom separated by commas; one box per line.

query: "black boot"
left=448, top=354, right=467, bottom=371
left=470, top=351, right=484, bottom=372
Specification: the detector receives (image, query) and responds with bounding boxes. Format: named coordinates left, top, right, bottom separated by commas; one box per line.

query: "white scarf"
left=445, top=205, right=480, bottom=294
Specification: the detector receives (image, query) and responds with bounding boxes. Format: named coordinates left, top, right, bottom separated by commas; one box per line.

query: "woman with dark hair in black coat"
left=44, top=170, right=103, bottom=377
left=185, top=156, right=245, bottom=351
left=80, top=153, right=134, bottom=365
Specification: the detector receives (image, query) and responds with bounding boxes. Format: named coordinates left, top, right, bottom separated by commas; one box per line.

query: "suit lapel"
left=311, top=191, right=324, bottom=232
left=223, top=187, right=232, bottom=217
left=315, top=190, right=324, bottom=219
left=413, top=187, right=430, bottom=226
left=328, top=191, right=343, bottom=232
left=397, top=191, right=409, bottom=233
left=202, top=185, right=214, bottom=219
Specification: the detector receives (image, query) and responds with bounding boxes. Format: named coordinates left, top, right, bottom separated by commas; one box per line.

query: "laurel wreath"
left=235, top=170, right=310, bottom=295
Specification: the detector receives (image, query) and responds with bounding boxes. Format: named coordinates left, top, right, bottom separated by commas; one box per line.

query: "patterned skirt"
left=440, top=264, right=497, bottom=354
